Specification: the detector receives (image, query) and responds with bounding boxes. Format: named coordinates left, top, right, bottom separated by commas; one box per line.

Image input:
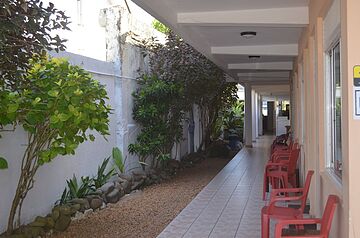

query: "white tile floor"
left=157, top=136, right=275, bottom=238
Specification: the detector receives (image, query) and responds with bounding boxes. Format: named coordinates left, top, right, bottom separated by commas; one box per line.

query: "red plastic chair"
left=274, top=195, right=339, bottom=238
left=261, top=170, right=314, bottom=238
left=270, top=142, right=299, bottom=162
left=271, top=135, right=290, bottom=154
left=263, top=148, right=300, bottom=200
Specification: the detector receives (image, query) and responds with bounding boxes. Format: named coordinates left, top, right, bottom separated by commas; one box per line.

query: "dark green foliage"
left=0, top=56, right=111, bottom=166
left=220, top=100, right=244, bottom=140
left=0, top=0, right=70, bottom=89
left=129, top=74, right=183, bottom=168
left=93, top=157, right=114, bottom=189
left=0, top=157, right=8, bottom=169
left=112, top=147, right=125, bottom=173
left=59, top=175, right=95, bottom=205
left=132, top=30, right=239, bottom=163
left=3, top=56, right=111, bottom=233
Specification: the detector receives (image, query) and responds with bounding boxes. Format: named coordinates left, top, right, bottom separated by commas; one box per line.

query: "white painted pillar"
left=252, top=90, right=257, bottom=142
left=244, top=83, right=253, bottom=147
left=259, top=95, right=263, bottom=136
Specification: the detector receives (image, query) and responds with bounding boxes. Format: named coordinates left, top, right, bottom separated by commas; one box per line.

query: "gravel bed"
left=52, top=156, right=231, bottom=238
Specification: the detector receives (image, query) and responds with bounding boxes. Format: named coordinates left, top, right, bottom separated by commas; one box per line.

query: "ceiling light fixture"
left=240, top=31, right=257, bottom=39
left=248, top=55, right=261, bottom=60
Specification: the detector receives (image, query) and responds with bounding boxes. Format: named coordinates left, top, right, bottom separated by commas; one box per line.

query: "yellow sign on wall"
left=354, top=66, right=360, bottom=86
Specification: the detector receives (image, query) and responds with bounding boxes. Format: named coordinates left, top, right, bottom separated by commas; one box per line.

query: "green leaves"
left=129, top=74, right=183, bottom=165
left=0, top=56, right=111, bottom=166
left=112, top=147, right=125, bottom=173
left=7, top=104, right=19, bottom=113
left=47, top=90, right=59, bottom=97
left=93, top=157, right=114, bottom=189
left=0, top=0, right=70, bottom=89
left=0, top=157, right=8, bottom=170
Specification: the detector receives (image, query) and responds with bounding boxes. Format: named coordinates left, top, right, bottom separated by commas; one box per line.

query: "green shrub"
left=59, top=175, right=95, bottom=205
left=0, top=56, right=111, bottom=233
left=112, top=147, right=125, bottom=173
left=93, top=157, right=114, bottom=189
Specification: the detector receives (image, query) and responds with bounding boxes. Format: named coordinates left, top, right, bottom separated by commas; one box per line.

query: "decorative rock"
left=144, top=177, right=153, bottom=186
left=90, top=198, right=103, bottom=210
left=132, top=171, right=147, bottom=181
left=121, top=180, right=131, bottom=194
left=147, top=168, right=157, bottom=175
left=51, top=208, right=60, bottom=221
left=24, top=226, right=44, bottom=238
left=105, top=188, right=120, bottom=203
left=54, top=215, right=71, bottom=232
left=45, top=217, right=55, bottom=229
left=69, top=198, right=90, bottom=212
left=118, top=173, right=133, bottom=182
left=85, top=195, right=102, bottom=204
left=70, top=203, right=82, bottom=213
left=131, top=179, right=144, bottom=190
left=8, top=234, right=27, bottom=238
left=108, top=175, right=121, bottom=184
left=29, top=216, right=47, bottom=227
left=99, top=181, right=115, bottom=194
left=58, top=205, right=73, bottom=216
left=117, top=176, right=129, bottom=184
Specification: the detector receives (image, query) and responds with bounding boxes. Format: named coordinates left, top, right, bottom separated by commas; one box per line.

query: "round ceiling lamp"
left=240, top=31, right=257, bottom=39
left=248, top=55, right=261, bottom=60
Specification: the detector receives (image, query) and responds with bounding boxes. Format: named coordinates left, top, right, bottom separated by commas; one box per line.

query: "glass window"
left=329, top=42, right=342, bottom=177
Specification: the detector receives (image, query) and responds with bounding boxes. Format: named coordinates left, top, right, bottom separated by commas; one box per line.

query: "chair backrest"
left=320, top=195, right=339, bottom=236
left=299, top=170, right=314, bottom=212
left=287, top=148, right=300, bottom=175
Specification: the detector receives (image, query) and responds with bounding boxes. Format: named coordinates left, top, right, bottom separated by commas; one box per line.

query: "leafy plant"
left=93, top=157, right=114, bottom=189
left=152, top=20, right=170, bottom=34
left=0, top=0, right=70, bottom=90
left=1, top=56, right=111, bottom=233
left=59, top=175, right=95, bottom=205
left=136, top=32, right=239, bottom=152
left=128, top=74, right=184, bottom=169
left=0, top=157, right=8, bottom=169
left=112, top=147, right=125, bottom=173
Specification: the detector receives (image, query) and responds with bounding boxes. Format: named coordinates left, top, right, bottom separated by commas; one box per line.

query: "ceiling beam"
left=237, top=72, right=290, bottom=78
left=177, top=7, right=308, bottom=27
left=238, top=77, right=289, bottom=82
left=228, top=62, right=293, bottom=70
left=239, top=80, right=290, bottom=86
left=211, top=44, right=298, bottom=56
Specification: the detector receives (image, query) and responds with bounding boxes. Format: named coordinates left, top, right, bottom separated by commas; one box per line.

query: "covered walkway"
left=158, top=136, right=273, bottom=238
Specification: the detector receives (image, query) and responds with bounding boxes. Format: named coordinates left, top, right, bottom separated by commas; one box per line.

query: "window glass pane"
left=333, top=43, right=342, bottom=176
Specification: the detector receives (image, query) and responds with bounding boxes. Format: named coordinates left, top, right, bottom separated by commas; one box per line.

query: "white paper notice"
left=354, top=88, right=360, bottom=119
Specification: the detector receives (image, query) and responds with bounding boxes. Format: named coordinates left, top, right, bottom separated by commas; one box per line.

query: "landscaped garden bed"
left=52, top=155, right=232, bottom=238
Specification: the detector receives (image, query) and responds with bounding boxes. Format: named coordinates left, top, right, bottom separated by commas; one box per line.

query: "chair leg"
left=263, top=172, right=268, bottom=200
left=261, top=213, right=270, bottom=238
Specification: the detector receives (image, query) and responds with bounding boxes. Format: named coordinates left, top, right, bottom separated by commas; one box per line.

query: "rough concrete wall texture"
left=0, top=52, right=117, bottom=233
left=104, top=4, right=169, bottom=171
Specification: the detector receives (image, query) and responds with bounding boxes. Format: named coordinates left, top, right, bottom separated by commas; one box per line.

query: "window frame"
left=325, top=39, right=343, bottom=179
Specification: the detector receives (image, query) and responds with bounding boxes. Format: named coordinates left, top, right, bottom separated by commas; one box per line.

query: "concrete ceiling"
left=132, top=0, right=309, bottom=96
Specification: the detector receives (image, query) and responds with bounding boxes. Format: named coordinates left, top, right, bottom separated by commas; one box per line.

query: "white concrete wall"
left=193, top=105, right=203, bottom=152
left=0, top=52, right=117, bottom=233
left=103, top=3, right=167, bottom=171
left=44, top=0, right=156, bottom=61
left=276, top=116, right=291, bottom=136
